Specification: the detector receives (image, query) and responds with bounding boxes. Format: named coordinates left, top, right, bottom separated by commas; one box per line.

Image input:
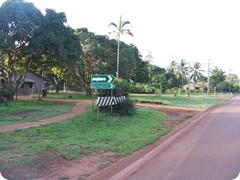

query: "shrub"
left=130, top=83, right=156, bottom=94
left=155, top=89, right=162, bottom=95
left=98, top=78, right=130, bottom=97
left=100, top=97, right=136, bottom=116
left=98, top=78, right=135, bottom=116
left=0, top=81, right=14, bottom=105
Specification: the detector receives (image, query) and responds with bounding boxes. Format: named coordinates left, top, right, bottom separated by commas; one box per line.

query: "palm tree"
left=178, top=59, right=188, bottom=87
left=190, top=62, right=204, bottom=84
left=167, top=60, right=178, bottom=74
left=109, top=15, right=133, bottom=78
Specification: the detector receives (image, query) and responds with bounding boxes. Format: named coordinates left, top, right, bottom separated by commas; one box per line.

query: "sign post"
left=92, top=89, right=94, bottom=112
left=90, top=74, right=116, bottom=116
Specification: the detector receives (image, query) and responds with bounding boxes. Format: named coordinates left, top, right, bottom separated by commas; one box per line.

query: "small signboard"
left=90, top=83, right=115, bottom=90
left=90, top=74, right=115, bottom=90
left=91, top=75, right=115, bottom=83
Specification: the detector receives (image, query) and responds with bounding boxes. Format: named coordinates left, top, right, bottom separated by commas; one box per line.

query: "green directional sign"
left=90, top=83, right=115, bottom=90
left=91, top=75, right=115, bottom=83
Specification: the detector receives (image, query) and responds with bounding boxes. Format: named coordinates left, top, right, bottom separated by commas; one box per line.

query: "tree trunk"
left=116, top=34, right=120, bottom=78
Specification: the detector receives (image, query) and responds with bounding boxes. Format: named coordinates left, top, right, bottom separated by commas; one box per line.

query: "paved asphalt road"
left=125, top=95, right=240, bottom=180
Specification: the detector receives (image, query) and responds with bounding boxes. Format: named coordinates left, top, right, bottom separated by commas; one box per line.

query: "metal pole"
left=187, top=62, right=190, bottom=97
left=111, top=89, right=113, bottom=113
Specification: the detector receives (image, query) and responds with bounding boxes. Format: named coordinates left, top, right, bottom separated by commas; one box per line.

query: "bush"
left=98, top=78, right=130, bottom=97
left=0, top=81, right=14, bottom=105
left=100, top=97, right=136, bottom=116
left=130, top=83, right=156, bottom=94
left=155, top=89, right=162, bottom=95
left=98, top=78, right=135, bottom=116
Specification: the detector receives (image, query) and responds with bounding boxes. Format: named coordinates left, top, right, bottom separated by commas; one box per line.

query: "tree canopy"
left=73, top=28, right=144, bottom=88
left=0, top=0, right=81, bottom=92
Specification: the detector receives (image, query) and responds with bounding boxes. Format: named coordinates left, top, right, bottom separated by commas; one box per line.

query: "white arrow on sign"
left=107, top=75, right=113, bottom=83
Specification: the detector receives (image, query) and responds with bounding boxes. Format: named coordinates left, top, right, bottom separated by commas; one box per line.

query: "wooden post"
left=111, top=89, right=113, bottom=113
left=92, top=89, right=94, bottom=113
left=97, top=106, right=99, bottom=120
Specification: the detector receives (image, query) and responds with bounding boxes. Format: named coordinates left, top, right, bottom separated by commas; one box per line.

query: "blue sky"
left=1, top=0, right=240, bottom=76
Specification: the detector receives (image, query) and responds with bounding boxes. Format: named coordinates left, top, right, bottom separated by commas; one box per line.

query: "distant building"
left=182, top=82, right=208, bottom=92
left=0, top=72, right=46, bottom=95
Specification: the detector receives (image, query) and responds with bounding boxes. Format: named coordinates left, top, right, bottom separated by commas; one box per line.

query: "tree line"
left=0, top=0, right=239, bottom=98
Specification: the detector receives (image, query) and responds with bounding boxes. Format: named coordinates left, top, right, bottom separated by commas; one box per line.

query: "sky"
left=1, top=0, right=240, bottom=76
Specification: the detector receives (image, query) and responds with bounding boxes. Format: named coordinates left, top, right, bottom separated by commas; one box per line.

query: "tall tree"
left=108, top=15, right=133, bottom=78
left=190, top=62, right=204, bottom=84
left=226, top=73, right=239, bottom=93
left=178, top=59, right=188, bottom=87
left=119, top=42, right=142, bottom=80
left=167, top=59, right=188, bottom=88
left=0, top=0, right=43, bottom=90
left=135, top=61, right=150, bottom=83
left=167, top=60, right=178, bottom=74
left=165, top=72, right=180, bottom=90
left=210, top=66, right=226, bottom=91
left=74, top=28, right=143, bottom=88
left=0, top=0, right=81, bottom=94
left=74, top=28, right=116, bottom=88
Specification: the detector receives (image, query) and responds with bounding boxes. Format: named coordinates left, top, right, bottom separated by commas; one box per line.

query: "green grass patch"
left=46, top=91, right=91, bottom=100
left=130, top=94, right=230, bottom=108
left=0, top=107, right=171, bottom=171
left=0, top=100, right=73, bottom=125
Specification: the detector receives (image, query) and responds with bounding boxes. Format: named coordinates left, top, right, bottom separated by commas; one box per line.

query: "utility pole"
left=207, top=59, right=213, bottom=95
left=187, top=62, right=190, bottom=97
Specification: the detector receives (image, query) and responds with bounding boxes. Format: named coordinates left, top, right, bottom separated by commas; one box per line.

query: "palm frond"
left=123, top=29, right=133, bottom=37
left=122, top=21, right=131, bottom=27
left=108, top=22, right=117, bottom=28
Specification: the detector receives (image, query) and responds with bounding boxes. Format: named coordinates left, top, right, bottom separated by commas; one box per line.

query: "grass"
left=46, top=91, right=230, bottom=108
left=130, top=93, right=230, bottom=108
left=0, top=107, right=171, bottom=171
left=0, top=100, right=73, bottom=125
left=0, top=92, right=230, bottom=177
left=46, top=91, right=92, bottom=100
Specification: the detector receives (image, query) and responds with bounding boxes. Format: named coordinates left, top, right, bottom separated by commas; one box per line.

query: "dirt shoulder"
left=137, top=103, right=202, bottom=128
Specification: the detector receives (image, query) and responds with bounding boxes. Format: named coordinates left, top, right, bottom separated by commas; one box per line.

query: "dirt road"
left=0, top=100, right=90, bottom=133
left=116, top=96, right=240, bottom=180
